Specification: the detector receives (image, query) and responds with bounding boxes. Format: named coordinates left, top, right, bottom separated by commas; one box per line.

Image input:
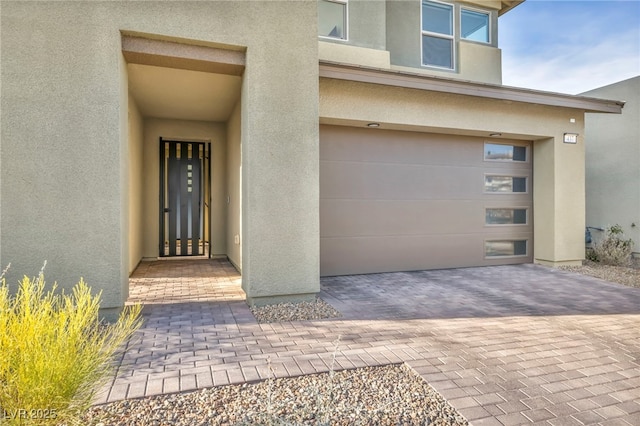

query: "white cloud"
left=502, top=28, right=640, bottom=94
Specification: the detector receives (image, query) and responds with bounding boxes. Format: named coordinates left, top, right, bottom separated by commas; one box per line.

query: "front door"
left=159, top=139, right=209, bottom=256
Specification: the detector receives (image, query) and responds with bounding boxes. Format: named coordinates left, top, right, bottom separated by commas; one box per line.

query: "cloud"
left=502, top=28, right=640, bottom=94
left=500, top=1, right=640, bottom=94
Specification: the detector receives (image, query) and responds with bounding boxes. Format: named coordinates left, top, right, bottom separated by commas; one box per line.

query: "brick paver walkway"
left=97, top=260, right=640, bottom=425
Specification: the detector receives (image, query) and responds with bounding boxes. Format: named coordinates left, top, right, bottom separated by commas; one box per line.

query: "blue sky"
left=499, top=0, right=640, bottom=94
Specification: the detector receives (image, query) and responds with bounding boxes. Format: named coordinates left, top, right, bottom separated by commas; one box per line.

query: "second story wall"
left=319, top=0, right=505, bottom=85
left=319, top=0, right=386, bottom=50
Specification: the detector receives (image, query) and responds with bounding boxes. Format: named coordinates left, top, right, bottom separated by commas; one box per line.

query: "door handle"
left=164, top=208, right=171, bottom=213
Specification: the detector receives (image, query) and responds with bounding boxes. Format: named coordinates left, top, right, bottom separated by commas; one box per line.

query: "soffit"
left=498, top=1, right=525, bottom=16
left=123, top=35, right=244, bottom=122
left=319, top=61, right=624, bottom=114
left=128, top=64, right=241, bottom=122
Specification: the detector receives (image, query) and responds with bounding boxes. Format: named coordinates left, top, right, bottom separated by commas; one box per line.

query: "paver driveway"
left=98, top=260, right=640, bottom=425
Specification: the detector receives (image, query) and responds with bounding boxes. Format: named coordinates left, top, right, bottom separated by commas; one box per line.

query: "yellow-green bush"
left=0, top=264, right=142, bottom=425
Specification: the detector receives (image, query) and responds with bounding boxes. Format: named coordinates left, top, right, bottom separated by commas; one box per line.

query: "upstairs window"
left=319, top=0, right=347, bottom=40
left=461, top=8, right=490, bottom=43
left=421, top=1, right=454, bottom=69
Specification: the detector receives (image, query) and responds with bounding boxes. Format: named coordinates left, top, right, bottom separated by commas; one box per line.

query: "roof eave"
left=499, top=1, right=525, bottom=16
left=319, top=61, right=625, bottom=114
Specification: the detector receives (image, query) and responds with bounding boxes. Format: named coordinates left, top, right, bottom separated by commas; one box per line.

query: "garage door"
left=320, top=125, right=533, bottom=276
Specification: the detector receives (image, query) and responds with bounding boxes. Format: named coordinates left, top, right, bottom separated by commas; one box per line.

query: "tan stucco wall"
left=1, top=1, right=319, bottom=309
left=226, top=101, right=242, bottom=271
left=142, top=119, right=226, bottom=259
left=582, top=77, right=640, bottom=254
left=320, top=77, right=587, bottom=266
left=319, top=41, right=391, bottom=69
left=128, top=95, right=144, bottom=274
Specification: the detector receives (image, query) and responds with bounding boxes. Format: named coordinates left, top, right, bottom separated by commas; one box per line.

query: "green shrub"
left=0, top=264, right=142, bottom=425
left=592, top=225, right=634, bottom=266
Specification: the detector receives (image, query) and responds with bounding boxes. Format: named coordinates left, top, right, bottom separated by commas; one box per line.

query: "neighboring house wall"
left=582, top=77, right=640, bottom=254
left=1, top=1, right=319, bottom=312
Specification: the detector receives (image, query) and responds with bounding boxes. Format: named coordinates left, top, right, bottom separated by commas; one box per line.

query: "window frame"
left=460, top=6, right=491, bottom=45
left=318, top=0, right=349, bottom=42
left=420, top=0, right=456, bottom=70
left=484, top=207, right=529, bottom=226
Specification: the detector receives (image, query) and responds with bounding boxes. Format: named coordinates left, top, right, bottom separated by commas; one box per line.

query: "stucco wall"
left=385, top=0, right=502, bottom=84
left=128, top=95, right=144, bottom=274
left=320, top=77, right=587, bottom=266
left=1, top=1, right=319, bottom=309
left=321, top=0, right=386, bottom=50
left=582, top=77, right=640, bottom=254
left=226, top=101, right=242, bottom=271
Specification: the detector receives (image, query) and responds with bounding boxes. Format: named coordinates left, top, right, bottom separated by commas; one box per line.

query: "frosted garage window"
left=485, top=240, right=527, bottom=257
left=484, top=143, right=526, bottom=161
left=319, top=0, right=347, bottom=40
left=486, top=208, right=527, bottom=225
left=485, top=176, right=527, bottom=193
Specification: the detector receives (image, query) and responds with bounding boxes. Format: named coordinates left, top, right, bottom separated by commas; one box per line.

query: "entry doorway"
left=159, top=138, right=211, bottom=257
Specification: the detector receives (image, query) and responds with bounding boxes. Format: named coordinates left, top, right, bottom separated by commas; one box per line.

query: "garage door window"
left=485, top=175, right=527, bottom=193
left=485, top=240, right=527, bottom=257
left=484, top=143, right=526, bottom=162
left=486, top=208, right=527, bottom=225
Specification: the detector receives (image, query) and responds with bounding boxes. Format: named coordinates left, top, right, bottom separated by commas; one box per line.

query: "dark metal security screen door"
left=159, top=139, right=210, bottom=257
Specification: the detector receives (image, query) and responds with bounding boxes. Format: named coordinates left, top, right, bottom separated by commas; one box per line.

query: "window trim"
left=484, top=207, right=529, bottom=227
left=460, top=6, right=491, bottom=45
left=484, top=239, right=529, bottom=258
left=420, top=0, right=456, bottom=70
left=318, top=0, right=349, bottom=42
left=483, top=142, right=529, bottom=163
left=483, top=174, right=529, bottom=194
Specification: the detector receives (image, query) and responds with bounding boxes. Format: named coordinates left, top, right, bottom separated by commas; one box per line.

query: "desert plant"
left=592, top=224, right=634, bottom=266
left=0, top=263, right=142, bottom=425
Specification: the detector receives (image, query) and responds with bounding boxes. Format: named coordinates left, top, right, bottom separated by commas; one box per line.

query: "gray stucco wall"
left=1, top=1, right=319, bottom=309
left=385, top=0, right=501, bottom=83
left=322, top=0, right=386, bottom=50
left=582, top=77, right=640, bottom=254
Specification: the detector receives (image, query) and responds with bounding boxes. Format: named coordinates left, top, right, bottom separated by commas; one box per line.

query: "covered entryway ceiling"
left=123, top=34, right=244, bottom=120
left=127, top=64, right=241, bottom=121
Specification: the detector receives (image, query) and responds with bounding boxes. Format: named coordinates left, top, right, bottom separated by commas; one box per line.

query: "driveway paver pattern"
left=98, top=260, right=640, bottom=425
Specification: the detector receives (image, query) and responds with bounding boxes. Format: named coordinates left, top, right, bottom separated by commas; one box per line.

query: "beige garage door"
left=320, top=125, right=533, bottom=276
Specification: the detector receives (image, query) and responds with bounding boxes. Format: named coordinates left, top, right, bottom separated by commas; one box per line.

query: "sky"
left=499, top=0, right=640, bottom=94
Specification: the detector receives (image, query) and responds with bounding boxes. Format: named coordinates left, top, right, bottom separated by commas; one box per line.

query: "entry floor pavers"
left=98, top=261, right=640, bottom=425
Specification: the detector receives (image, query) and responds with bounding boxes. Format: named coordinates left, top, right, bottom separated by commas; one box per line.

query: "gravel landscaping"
left=559, top=257, right=640, bottom=288
left=250, top=298, right=342, bottom=323
left=85, top=363, right=467, bottom=426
